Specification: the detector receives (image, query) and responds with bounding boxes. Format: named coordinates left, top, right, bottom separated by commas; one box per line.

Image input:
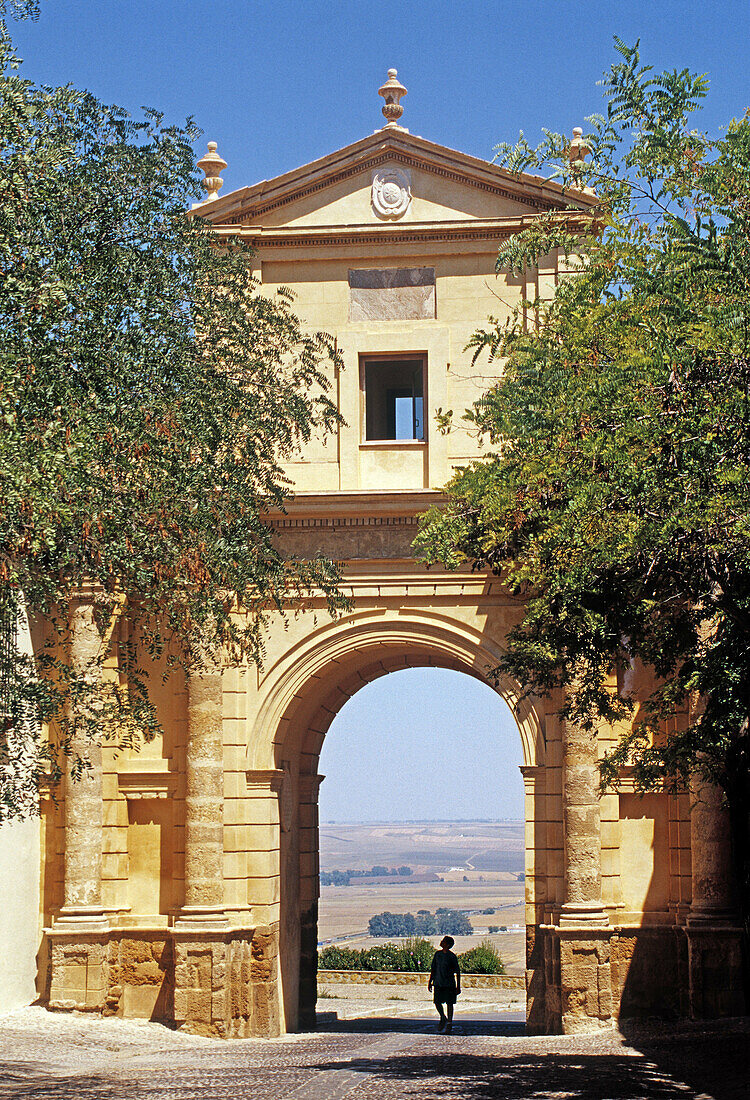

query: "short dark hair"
left=440, top=935, right=455, bottom=948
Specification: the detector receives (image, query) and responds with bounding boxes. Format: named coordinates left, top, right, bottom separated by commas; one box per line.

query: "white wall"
left=0, top=815, right=40, bottom=1013
left=0, top=599, right=41, bottom=1013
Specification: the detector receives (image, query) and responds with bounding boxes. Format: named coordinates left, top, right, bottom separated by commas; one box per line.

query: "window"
left=362, top=356, right=425, bottom=441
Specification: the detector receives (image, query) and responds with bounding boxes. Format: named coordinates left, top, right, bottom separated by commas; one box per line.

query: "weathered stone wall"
left=45, top=925, right=279, bottom=1038
left=317, top=970, right=525, bottom=990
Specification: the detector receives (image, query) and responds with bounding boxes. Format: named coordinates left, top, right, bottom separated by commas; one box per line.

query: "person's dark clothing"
left=430, top=949, right=460, bottom=1004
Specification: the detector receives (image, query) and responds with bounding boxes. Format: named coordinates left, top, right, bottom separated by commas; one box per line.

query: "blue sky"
left=319, top=669, right=524, bottom=823
left=10, top=1, right=750, bottom=197
left=9, top=1, right=750, bottom=821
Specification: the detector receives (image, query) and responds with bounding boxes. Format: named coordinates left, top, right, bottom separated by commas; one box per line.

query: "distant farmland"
left=317, top=821, right=527, bottom=974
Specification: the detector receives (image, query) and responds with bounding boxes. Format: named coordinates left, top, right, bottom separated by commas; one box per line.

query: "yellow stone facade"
left=40, top=95, right=744, bottom=1036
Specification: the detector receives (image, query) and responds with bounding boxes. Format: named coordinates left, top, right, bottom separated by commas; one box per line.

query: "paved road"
left=0, top=1007, right=747, bottom=1099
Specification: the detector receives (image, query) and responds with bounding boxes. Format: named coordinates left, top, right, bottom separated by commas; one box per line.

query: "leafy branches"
left=0, top=28, right=346, bottom=817
left=417, top=45, right=750, bottom=922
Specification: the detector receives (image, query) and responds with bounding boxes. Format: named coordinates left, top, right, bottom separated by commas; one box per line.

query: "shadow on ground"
left=315, top=1011, right=526, bottom=1038
left=312, top=1015, right=750, bottom=1100
left=617, top=1017, right=750, bottom=1100
left=309, top=1046, right=747, bottom=1100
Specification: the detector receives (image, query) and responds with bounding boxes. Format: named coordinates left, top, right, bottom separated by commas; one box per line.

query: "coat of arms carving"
left=372, top=166, right=411, bottom=219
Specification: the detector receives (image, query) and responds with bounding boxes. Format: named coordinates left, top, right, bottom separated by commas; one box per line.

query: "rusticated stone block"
left=558, top=930, right=613, bottom=1034
left=251, top=925, right=278, bottom=983
left=687, top=926, right=746, bottom=1018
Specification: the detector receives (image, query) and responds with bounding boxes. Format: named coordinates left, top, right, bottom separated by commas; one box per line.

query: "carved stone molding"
left=299, top=774, right=325, bottom=800
left=372, top=166, right=411, bottom=219
left=270, top=515, right=418, bottom=531
left=245, top=768, right=284, bottom=794
left=117, top=768, right=177, bottom=801
left=221, top=151, right=548, bottom=225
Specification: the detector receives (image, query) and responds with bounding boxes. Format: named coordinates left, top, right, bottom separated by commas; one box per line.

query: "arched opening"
left=249, top=611, right=545, bottom=1032
left=315, top=666, right=525, bottom=1024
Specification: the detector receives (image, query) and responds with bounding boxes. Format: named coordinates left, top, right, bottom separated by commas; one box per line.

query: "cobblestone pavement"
left=0, top=1007, right=747, bottom=1100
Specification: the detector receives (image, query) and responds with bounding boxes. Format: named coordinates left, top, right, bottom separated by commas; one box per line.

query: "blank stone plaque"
left=349, top=267, right=436, bottom=321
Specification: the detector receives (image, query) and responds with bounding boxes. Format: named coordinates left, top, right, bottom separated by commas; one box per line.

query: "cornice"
left=267, top=490, right=447, bottom=524
left=116, top=761, right=177, bottom=801
left=196, top=129, right=598, bottom=227
left=210, top=213, right=593, bottom=250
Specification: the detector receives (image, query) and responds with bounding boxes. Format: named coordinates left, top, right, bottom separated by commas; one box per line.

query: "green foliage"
left=318, top=938, right=434, bottom=973
left=0, top=24, right=347, bottom=817
left=318, top=937, right=504, bottom=974
left=457, top=940, right=505, bottom=975
left=416, top=41, right=750, bottom=954
left=368, top=909, right=473, bottom=937
left=317, top=945, right=368, bottom=971
left=435, top=908, right=473, bottom=936
left=368, top=911, right=416, bottom=937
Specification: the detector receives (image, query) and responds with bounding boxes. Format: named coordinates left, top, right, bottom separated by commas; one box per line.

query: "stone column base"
left=47, top=930, right=109, bottom=1011
left=557, top=926, right=613, bottom=1034
left=686, top=923, right=746, bottom=1019
left=44, top=923, right=282, bottom=1039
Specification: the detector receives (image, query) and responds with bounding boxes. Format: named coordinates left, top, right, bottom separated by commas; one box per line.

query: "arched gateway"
left=42, top=74, right=743, bottom=1037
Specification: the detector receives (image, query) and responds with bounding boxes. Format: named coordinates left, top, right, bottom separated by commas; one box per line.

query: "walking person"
left=428, top=935, right=461, bottom=1033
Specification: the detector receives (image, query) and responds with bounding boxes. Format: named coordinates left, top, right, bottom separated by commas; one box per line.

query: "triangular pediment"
left=198, top=128, right=595, bottom=230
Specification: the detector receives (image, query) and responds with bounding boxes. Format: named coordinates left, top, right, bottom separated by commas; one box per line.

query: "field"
left=318, top=821, right=526, bottom=974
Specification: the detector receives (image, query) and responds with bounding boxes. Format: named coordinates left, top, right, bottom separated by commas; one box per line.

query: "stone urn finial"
left=197, top=141, right=228, bottom=202
left=378, top=68, right=407, bottom=129
left=568, top=126, right=591, bottom=165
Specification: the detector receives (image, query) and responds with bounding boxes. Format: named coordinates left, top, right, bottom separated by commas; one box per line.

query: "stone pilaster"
left=244, top=768, right=284, bottom=1031
left=176, top=659, right=227, bottom=927
left=560, top=716, right=607, bottom=928
left=299, top=773, right=325, bottom=1029
left=557, top=714, right=612, bottom=1033
left=686, top=777, right=745, bottom=1017
left=688, top=778, right=735, bottom=924
left=48, top=593, right=109, bottom=1009
left=57, top=594, right=108, bottom=931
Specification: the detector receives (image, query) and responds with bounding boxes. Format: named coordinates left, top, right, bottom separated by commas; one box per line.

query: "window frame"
left=359, top=352, right=428, bottom=447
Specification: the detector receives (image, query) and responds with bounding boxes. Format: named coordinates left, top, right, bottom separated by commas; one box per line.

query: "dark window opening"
left=364, top=359, right=425, bottom=441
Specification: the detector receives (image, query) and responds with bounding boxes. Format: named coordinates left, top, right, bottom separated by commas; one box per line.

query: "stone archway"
left=246, top=609, right=544, bottom=1031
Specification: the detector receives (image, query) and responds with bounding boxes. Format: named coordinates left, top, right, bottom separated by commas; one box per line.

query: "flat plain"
left=318, top=821, right=526, bottom=973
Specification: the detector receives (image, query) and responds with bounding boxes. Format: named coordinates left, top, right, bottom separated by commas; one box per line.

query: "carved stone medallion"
left=372, top=167, right=411, bottom=220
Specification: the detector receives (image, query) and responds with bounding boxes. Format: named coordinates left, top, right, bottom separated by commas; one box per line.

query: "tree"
left=367, top=911, right=417, bottom=937
left=416, top=41, right=750, bottom=977
left=435, top=908, right=473, bottom=936
left=0, top=13, right=345, bottom=817
left=414, top=911, right=437, bottom=935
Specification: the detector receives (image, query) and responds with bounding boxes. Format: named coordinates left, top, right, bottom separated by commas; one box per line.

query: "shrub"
left=399, top=937, right=435, bottom=971
left=364, top=943, right=402, bottom=971
left=458, top=940, right=505, bottom=975
left=317, top=945, right=367, bottom=971
left=318, top=938, right=434, bottom=973
left=488, top=925, right=499, bottom=933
